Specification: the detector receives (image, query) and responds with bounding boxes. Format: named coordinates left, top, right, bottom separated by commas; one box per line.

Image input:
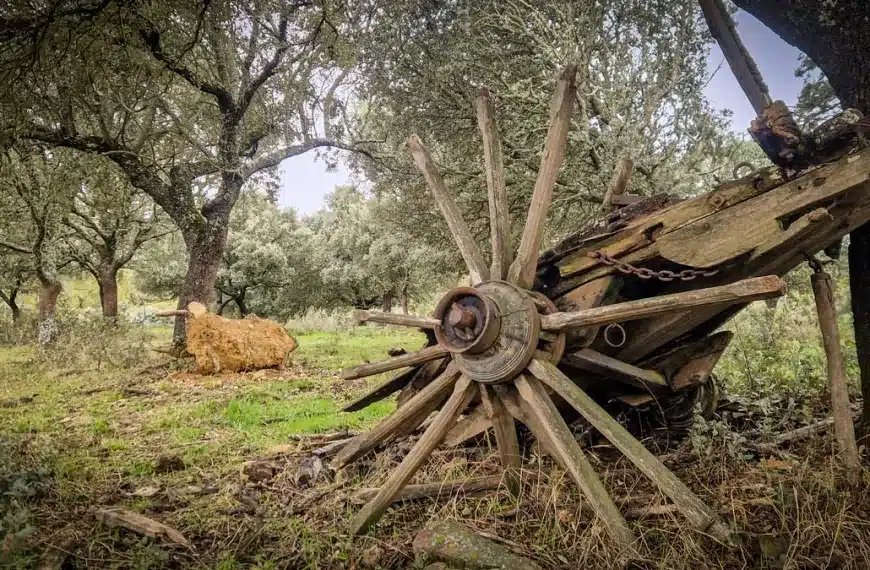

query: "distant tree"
left=2, top=0, right=376, bottom=346
left=0, top=147, right=77, bottom=344
left=63, top=158, right=174, bottom=318
left=793, top=55, right=840, bottom=131
left=0, top=242, right=32, bottom=326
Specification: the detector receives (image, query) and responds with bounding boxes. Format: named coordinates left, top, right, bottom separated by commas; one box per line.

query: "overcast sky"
left=277, top=10, right=806, bottom=215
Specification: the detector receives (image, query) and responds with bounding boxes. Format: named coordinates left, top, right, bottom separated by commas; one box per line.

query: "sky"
left=277, top=10, right=806, bottom=215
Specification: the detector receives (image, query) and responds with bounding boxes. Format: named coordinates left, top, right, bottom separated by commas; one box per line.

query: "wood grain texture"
left=334, top=363, right=459, bottom=468
left=528, top=359, right=732, bottom=542
left=811, top=271, right=861, bottom=482
left=475, top=88, right=512, bottom=280
left=602, top=157, right=634, bottom=212
left=480, top=384, right=521, bottom=494
left=340, top=344, right=448, bottom=380
left=514, top=374, right=636, bottom=551
left=540, top=275, right=786, bottom=331
left=443, top=405, right=491, bottom=447
left=408, top=134, right=489, bottom=284
left=355, top=310, right=439, bottom=329
left=351, top=475, right=504, bottom=505
left=563, top=348, right=667, bottom=390
left=508, top=64, right=577, bottom=289
left=350, top=375, right=476, bottom=535
left=342, top=366, right=423, bottom=412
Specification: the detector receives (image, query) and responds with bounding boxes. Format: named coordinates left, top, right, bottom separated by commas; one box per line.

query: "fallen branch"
left=351, top=476, right=504, bottom=505
left=95, top=508, right=192, bottom=550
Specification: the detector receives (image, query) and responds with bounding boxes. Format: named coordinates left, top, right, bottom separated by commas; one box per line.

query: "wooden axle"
left=355, top=310, right=439, bottom=329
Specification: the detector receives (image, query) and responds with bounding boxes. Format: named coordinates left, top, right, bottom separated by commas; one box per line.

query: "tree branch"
left=0, top=240, right=33, bottom=254
left=243, top=138, right=375, bottom=177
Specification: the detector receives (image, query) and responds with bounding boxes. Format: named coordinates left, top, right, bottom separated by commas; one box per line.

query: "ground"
left=2, top=325, right=870, bottom=569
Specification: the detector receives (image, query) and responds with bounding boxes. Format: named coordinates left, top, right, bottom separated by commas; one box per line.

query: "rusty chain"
left=587, top=250, right=719, bottom=282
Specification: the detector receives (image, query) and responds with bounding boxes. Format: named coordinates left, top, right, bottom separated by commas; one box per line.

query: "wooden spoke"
left=350, top=374, right=476, bottom=535
left=355, top=310, right=439, bottom=329
left=443, top=405, right=491, bottom=447
left=475, top=88, right=512, bottom=280
left=507, top=64, right=577, bottom=289
left=334, top=363, right=459, bottom=468
left=342, top=359, right=444, bottom=413
left=492, top=384, right=562, bottom=467
left=340, top=344, right=448, bottom=380
left=540, top=275, right=786, bottom=332
left=480, top=384, right=521, bottom=495
left=562, top=348, right=668, bottom=391
left=407, top=134, right=490, bottom=284
left=527, top=358, right=732, bottom=542
left=514, top=374, right=636, bottom=551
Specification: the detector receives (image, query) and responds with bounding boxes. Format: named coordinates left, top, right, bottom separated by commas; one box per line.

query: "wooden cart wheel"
left=333, top=66, right=777, bottom=547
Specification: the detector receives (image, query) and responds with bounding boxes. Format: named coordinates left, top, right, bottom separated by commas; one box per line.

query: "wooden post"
left=602, top=157, right=633, bottom=212
left=810, top=270, right=862, bottom=483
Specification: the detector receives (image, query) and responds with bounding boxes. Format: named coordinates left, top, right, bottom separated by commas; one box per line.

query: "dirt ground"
left=1, top=329, right=869, bottom=569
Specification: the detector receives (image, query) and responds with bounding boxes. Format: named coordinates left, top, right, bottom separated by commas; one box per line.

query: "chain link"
left=587, top=250, right=719, bottom=282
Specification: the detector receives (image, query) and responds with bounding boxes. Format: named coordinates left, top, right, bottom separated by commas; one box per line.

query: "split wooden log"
left=475, top=88, right=512, bottom=280
left=540, top=275, right=786, bottom=332
left=810, top=270, right=861, bottom=483
left=350, top=375, right=476, bottom=534
left=602, top=157, right=634, bottom=212
left=508, top=64, right=577, bottom=289
left=528, top=359, right=732, bottom=543
left=341, top=344, right=448, bottom=380
left=351, top=475, right=504, bottom=505
left=514, top=374, right=637, bottom=551
left=355, top=310, right=439, bottom=329
left=408, top=134, right=490, bottom=284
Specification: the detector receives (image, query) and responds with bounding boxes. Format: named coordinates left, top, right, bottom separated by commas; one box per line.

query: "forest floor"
left=2, top=327, right=870, bottom=570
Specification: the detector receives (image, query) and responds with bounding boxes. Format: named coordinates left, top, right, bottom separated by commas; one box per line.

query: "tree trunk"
left=235, top=295, right=248, bottom=317
left=1, top=290, right=21, bottom=325
left=98, top=267, right=120, bottom=320
left=381, top=293, right=393, bottom=313
left=850, top=226, right=870, bottom=429
left=400, top=283, right=409, bottom=314
left=37, top=279, right=62, bottom=345
left=173, top=222, right=230, bottom=347
left=732, top=0, right=870, bottom=430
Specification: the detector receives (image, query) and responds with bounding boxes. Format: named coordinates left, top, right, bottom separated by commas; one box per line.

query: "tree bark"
left=98, top=267, right=119, bottom=319
left=235, top=295, right=248, bottom=317
left=0, top=289, right=21, bottom=325
left=37, top=279, right=62, bottom=345
left=732, top=0, right=870, bottom=430
left=400, top=283, right=409, bottom=315
left=381, top=293, right=393, bottom=313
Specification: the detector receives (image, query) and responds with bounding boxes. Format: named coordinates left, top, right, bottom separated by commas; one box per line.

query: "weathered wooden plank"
left=514, top=374, right=636, bottom=551
left=555, top=275, right=620, bottom=348
left=341, top=344, right=448, bottom=380
left=350, top=375, right=476, bottom=535
left=528, top=359, right=731, bottom=542
left=407, top=134, right=490, bottom=284
left=541, top=276, right=786, bottom=332
left=602, top=157, right=634, bottom=212
left=443, top=405, right=491, bottom=447
left=658, top=151, right=870, bottom=268
left=811, top=271, right=861, bottom=483
left=335, top=363, right=459, bottom=468
left=355, top=310, right=439, bottom=329
left=508, top=64, right=577, bottom=289
left=640, top=332, right=732, bottom=391
left=343, top=367, right=419, bottom=413
left=563, top=348, right=668, bottom=390
left=475, top=88, right=512, bottom=280
left=480, top=384, right=521, bottom=494
left=352, top=475, right=505, bottom=505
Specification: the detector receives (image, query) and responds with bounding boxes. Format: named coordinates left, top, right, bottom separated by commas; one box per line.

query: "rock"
left=294, top=456, right=324, bottom=488
left=155, top=455, right=185, bottom=473
left=243, top=460, right=278, bottom=483
left=413, top=520, right=542, bottom=570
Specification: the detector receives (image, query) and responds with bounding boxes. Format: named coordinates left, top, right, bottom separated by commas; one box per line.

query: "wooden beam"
left=334, top=364, right=459, bottom=468
left=540, top=275, right=786, bottom=332
left=480, top=385, right=521, bottom=495
left=351, top=475, right=504, bottom=505
left=602, top=157, right=634, bottom=212
left=475, top=88, right=512, bottom=280
left=408, top=134, right=490, bottom=284
left=563, top=348, right=668, bottom=390
left=508, top=64, right=577, bottom=289
left=340, top=344, right=448, bottom=380
left=528, top=358, right=731, bottom=542
left=810, top=270, right=861, bottom=483
left=514, top=374, right=636, bottom=551
left=350, top=375, right=476, bottom=535
left=355, top=310, right=439, bottom=329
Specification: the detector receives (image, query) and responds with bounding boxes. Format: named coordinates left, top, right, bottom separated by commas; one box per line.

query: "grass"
left=2, top=323, right=870, bottom=569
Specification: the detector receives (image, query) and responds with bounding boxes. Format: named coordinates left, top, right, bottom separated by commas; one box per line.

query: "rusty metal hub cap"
left=434, top=281, right=540, bottom=384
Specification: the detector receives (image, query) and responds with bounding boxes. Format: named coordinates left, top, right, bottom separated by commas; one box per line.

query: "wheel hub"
left=434, top=281, right=540, bottom=384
